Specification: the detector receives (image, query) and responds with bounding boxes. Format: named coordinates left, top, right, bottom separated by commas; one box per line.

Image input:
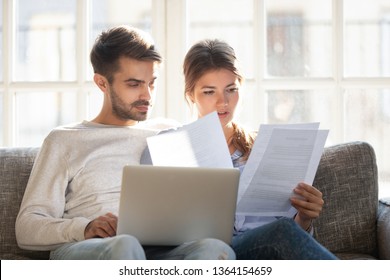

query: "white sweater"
left=15, top=121, right=158, bottom=251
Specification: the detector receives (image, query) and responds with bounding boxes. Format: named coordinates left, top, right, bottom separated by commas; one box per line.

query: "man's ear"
left=94, top=73, right=109, bottom=92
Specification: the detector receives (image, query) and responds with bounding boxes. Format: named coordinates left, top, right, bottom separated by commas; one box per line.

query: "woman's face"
left=189, top=68, right=240, bottom=128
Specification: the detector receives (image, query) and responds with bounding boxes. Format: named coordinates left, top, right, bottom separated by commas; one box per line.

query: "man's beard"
left=109, top=86, right=152, bottom=122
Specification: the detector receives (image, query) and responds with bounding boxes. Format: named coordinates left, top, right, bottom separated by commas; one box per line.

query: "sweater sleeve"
left=15, top=135, right=90, bottom=251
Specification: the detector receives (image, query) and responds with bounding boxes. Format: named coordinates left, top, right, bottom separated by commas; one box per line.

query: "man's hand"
left=84, top=212, right=117, bottom=239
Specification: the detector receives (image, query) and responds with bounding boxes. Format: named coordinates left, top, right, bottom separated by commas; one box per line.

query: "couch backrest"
left=0, top=142, right=379, bottom=259
left=0, top=147, right=50, bottom=259
left=313, top=141, right=378, bottom=258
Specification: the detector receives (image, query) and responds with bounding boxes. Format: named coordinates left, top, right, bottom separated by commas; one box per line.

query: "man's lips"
left=132, top=100, right=151, bottom=112
left=135, top=105, right=150, bottom=112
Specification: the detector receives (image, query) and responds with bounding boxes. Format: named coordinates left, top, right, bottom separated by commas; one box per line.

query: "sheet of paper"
left=147, top=111, right=233, bottom=168
left=237, top=123, right=320, bottom=200
left=236, top=127, right=328, bottom=216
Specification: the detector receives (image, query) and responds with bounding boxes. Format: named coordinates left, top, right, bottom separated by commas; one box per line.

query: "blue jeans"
left=50, top=235, right=235, bottom=260
left=232, top=218, right=338, bottom=260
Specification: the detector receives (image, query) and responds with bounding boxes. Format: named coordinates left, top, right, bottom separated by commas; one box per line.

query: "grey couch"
left=1, top=142, right=389, bottom=259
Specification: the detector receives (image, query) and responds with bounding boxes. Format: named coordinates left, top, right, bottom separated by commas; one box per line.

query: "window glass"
left=0, top=0, right=3, bottom=81
left=187, top=0, right=254, bottom=79
left=88, top=89, right=103, bottom=120
left=88, top=0, right=152, bottom=80
left=344, top=0, right=390, bottom=77
left=234, top=82, right=259, bottom=131
left=15, top=91, right=78, bottom=146
left=0, top=92, right=3, bottom=146
left=344, top=89, right=390, bottom=197
left=266, top=90, right=336, bottom=144
left=14, top=0, right=77, bottom=81
left=265, top=0, right=332, bottom=77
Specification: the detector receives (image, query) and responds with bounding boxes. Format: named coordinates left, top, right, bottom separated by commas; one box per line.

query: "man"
left=15, top=25, right=235, bottom=260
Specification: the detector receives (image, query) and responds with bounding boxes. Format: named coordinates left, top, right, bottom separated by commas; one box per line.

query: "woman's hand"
left=84, top=212, right=117, bottom=239
left=290, top=182, right=324, bottom=231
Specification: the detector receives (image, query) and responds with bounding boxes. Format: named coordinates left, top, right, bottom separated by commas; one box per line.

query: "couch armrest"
left=378, top=197, right=390, bottom=260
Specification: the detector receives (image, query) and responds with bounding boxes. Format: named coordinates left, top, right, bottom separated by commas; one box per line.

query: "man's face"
left=102, top=57, right=159, bottom=125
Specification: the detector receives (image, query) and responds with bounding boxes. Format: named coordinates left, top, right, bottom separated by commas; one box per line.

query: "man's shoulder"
left=47, top=122, right=89, bottom=136
left=45, top=120, right=159, bottom=144
left=137, top=117, right=182, bottom=130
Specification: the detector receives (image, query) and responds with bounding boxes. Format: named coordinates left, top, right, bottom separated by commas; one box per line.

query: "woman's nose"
left=217, top=93, right=228, bottom=106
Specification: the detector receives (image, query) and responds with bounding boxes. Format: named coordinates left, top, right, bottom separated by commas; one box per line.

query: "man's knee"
left=195, top=238, right=235, bottom=260
left=107, top=234, right=146, bottom=259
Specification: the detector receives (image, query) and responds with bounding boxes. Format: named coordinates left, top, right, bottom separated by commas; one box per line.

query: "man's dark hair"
left=90, top=25, right=162, bottom=83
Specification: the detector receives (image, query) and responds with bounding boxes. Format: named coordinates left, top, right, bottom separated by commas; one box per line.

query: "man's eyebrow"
left=124, top=78, right=145, bottom=83
left=124, top=77, right=158, bottom=83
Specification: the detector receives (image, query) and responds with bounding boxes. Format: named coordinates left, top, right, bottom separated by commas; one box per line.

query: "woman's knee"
left=270, top=218, right=311, bottom=242
left=274, top=218, right=300, bottom=231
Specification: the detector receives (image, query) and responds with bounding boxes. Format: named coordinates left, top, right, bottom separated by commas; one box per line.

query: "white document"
left=236, top=125, right=328, bottom=216
left=237, top=123, right=320, bottom=201
left=146, top=111, right=233, bottom=168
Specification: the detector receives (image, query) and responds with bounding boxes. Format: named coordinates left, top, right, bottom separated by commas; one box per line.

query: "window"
left=344, top=0, right=390, bottom=77
left=0, top=0, right=153, bottom=146
left=1, top=0, right=389, bottom=196
left=14, top=0, right=77, bottom=82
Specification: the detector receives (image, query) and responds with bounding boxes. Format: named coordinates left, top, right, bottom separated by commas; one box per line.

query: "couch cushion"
left=0, top=147, right=50, bottom=259
left=313, top=141, right=378, bottom=259
left=377, top=198, right=390, bottom=259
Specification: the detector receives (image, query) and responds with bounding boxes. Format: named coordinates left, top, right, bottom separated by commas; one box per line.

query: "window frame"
left=1, top=0, right=389, bottom=196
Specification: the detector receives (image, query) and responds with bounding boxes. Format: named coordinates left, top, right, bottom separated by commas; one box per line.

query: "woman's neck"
left=223, top=123, right=236, bottom=154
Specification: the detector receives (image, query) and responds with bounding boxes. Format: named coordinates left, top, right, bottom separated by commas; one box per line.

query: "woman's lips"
left=217, top=111, right=229, bottom=118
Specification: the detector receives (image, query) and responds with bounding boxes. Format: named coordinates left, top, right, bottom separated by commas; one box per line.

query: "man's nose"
left=140, top=85, right=152, bottom=100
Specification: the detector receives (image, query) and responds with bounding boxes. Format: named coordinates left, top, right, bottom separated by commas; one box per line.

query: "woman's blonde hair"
left=183, top=39, right=255, bottom=160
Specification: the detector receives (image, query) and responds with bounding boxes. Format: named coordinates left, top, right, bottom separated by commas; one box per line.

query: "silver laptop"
left=117, top=165, right=240, bottom=246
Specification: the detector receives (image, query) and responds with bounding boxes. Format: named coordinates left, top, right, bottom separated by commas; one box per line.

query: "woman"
left=182, top=39, right=337, bottom=259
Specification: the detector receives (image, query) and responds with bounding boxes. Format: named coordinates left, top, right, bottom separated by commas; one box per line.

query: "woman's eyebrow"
left=200, top=82, right=237, bottom=89
left=201, top=85, right=216, bottom=89
left=225, top=83, right=237, bottom=88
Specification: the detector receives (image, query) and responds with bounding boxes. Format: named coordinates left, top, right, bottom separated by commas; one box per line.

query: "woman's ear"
left=185, top=92, right=194, bottom=103
left=94, top=74, right=109, bottom=92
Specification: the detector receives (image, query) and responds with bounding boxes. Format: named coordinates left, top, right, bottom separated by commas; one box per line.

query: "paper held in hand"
left=146, top=112, right=232, bottom=168
left=236, top=123, right=328, bottom=216
left=146, top=113, right=328, bottom=216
